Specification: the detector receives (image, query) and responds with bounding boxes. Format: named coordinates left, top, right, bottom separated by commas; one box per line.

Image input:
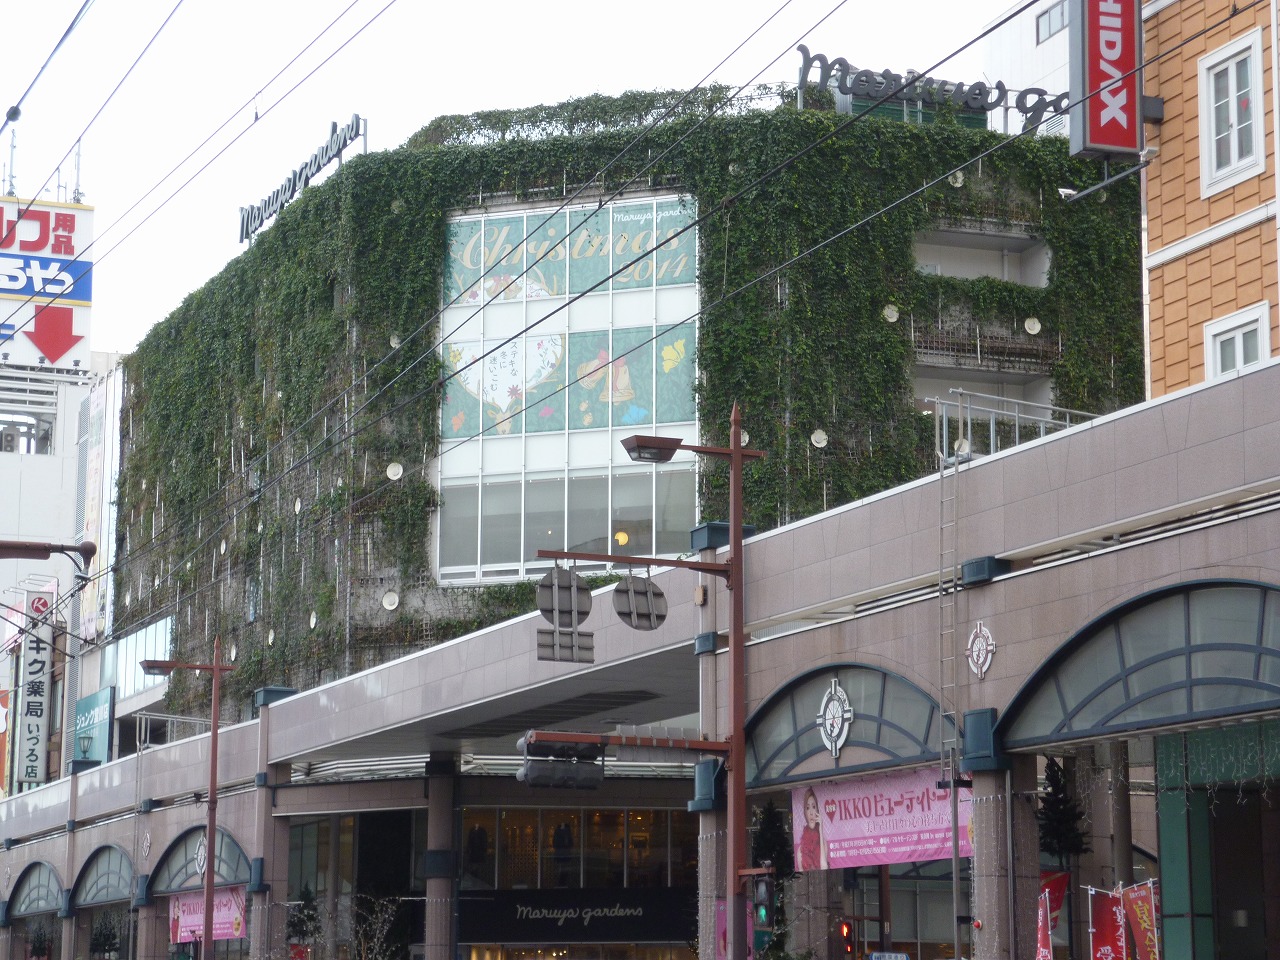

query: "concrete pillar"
left=1109, top=742, right=1134, bottom=887
left=249, top=703, right=289, bottom=960
left=970, top=756, right=1039, bottom=960
left=62, top=782, right=80, bottom=960
left=424, top=754, right=457, bottom=960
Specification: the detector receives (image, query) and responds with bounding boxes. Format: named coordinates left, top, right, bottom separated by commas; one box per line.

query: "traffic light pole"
left=536, top=404, right=764, bottom=960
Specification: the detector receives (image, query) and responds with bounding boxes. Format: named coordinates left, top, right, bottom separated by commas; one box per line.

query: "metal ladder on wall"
left=934, top=395, right=964, bottom=787
left=934, top=395, right=967, bottom=960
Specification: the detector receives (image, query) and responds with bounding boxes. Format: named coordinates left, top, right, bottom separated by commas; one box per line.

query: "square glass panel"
left=541, top=811, right=581, bottom=889
left=523, top=476, right=565, bottom=562
left=480, top=480, right=521, bottom=565
left=611, top=471, right=653, bottom=556
left=1189, top=586, right=1260, bottom=649
left=1119, top=596, right=1185, bottom=666
left=439, top=483, right=478, bottom=568
left=1242, top=326, right=1259, bottom=365
left=498, top=809, right=539, bottom=889
left=583, top=810, right=625, bottom=887
left=567, top=473, right=609, bottom=553
left=1057, top=626, right=1124, bottom=707
left=1218, top=334, right=1237, bottom=373
left=654, top=467, right=696, bottom=555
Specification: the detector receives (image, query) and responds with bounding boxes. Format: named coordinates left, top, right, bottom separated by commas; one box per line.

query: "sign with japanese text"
left=1122, top=880, right=1160, bottom=960
left=73, top=686, right=113, bottom=763
left=0, top=198, right=93, bottom=369
left=1090, top=887, right=1127, bottom=960
left=1037, top=891, right=1053, bottom=959
left=790, top=766, right=972, bottom=869
left=1069, top=0, right=1143, bottom=156
left=168, top=886, right=248, bottom=942
left=17, top=589, right=54, bottom=785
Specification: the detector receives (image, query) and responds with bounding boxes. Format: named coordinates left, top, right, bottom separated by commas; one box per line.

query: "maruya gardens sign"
left=797, top=44, right=1069, bottom=129
left=239, top=113, right=363, bottom=243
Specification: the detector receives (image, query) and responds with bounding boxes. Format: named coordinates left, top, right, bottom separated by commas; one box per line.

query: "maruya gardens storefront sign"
left=797, top=44, right=1069, bottom=129
left=239, top=113, right=363, bottom=242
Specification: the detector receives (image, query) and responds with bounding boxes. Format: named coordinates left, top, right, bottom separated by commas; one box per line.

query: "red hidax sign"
left=1072, top=0, right=1143, bottom=156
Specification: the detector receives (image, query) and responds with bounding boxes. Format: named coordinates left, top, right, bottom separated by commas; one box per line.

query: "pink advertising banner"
left=168, top=886, right=247, bottom=943
left=790, top=767, right=972, bottom=870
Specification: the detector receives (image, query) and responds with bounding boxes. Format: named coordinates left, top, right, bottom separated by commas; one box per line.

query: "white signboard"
left=0, top=197, right=93, bottom=370
left=17, top=589, right=55, bottom=784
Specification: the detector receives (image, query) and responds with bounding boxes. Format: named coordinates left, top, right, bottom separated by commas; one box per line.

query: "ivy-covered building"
left=102, top=88, right=1140, bottom=723
left=0, top=85, right=1167, bottom=960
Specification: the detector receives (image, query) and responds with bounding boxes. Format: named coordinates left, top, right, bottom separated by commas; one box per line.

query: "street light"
left=0, top=539, right=96, bottom=573
left=141, top=636, right=235, bottom=960
left=622, top=402, right=763, bottom=960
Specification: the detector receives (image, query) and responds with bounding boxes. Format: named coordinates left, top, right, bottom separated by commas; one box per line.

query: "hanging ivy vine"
left=115, top=88, right=1140, bottom=715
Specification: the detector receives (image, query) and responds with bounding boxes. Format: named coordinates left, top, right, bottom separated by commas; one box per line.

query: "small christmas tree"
left=287, top=885, right=321, bottom=944
left=1037, top=756, right=1091, bottom=867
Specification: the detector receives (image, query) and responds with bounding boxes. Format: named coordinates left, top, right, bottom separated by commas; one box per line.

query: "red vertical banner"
left=1090, top=888, right=1127, bottom=960
left=1037, top=891, right=1053, bottom=960
left=1122, top=881, right=1160, bottom=960
left=1041, top=870, right=1071, bottom=930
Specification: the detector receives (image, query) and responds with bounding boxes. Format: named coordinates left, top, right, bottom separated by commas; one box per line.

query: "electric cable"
left=0, top=0, right=97, bottom=141
left=107, top=0, right=1048, bottom=612
left=86, top=0, right=1213, bottom=642
left=77, top=0, right=824, bottom=585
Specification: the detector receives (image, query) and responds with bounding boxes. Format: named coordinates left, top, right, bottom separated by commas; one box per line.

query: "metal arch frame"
left=999, top=578, right=1280, bottom=750
left=71, top=844, right=136, bottom=907
left=743, top=663, right=954, bottom=788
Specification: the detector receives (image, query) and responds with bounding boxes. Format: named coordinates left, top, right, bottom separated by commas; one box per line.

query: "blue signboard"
left=0, top=255, right=94, bottom=304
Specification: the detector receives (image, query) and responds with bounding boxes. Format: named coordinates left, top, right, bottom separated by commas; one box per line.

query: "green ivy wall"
left=116, top=90, right=1142, bottom=715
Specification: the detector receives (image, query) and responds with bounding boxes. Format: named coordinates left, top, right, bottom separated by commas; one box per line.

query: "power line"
left=109, top=1, right=1048, bottom=621
left=0, top=0, right=97, bottom=140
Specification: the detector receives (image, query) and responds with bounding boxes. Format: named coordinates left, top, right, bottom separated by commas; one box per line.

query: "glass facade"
left=438, top=197, right=699, bottom=582
left=460, top=805, right=697, bottom=891
left=1003, top=581, right=1280, bottom=747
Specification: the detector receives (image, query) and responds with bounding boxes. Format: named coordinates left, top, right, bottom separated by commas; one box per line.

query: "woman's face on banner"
left=804, top=791, right=820, bottom=828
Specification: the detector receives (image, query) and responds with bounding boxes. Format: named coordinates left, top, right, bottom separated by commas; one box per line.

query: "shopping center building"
left=7, top=0, right=1280, bottom=955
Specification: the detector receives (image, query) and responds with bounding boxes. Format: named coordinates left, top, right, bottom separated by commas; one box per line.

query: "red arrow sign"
left=24, top=304, right=83, bottom=364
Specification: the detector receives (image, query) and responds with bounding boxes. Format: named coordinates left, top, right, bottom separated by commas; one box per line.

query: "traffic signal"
left=838, top=919, right=855, bottom=954
left=515, top=731, right=605, bottom=789
left=752, top=875, right=775, bottom=931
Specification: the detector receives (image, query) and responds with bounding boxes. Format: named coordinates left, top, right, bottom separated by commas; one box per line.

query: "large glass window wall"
left=461, top=806, right=697, bottom=890
left=438, top=197, right=699, bottom=583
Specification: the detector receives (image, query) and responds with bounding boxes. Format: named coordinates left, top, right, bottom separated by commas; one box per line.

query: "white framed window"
left=1036, top=0, right=1068, bottom=44
left=1204, top=302, right=1271, bottom=379
left=1198, top=31, right=1265, bottom=197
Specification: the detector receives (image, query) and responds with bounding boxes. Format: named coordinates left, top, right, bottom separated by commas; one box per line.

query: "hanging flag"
left=1040, top=870, right=1071, bottom=931
left=1122, top=881, right=1161, bottom=960
left=1089, top=887, right=1127, bottom=960
left=1037, top=890, right=1053, bottom=959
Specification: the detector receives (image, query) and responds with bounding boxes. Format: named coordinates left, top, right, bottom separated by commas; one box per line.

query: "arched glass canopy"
left=1000, top=580, right=1280, bottom=750
left=746, top=664, right=950, bottom=787
left=150, top=828, right=251, bottom=895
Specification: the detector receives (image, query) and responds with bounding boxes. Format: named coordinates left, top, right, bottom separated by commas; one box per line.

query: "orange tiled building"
left=1144, top=0, right=1280, bottom=395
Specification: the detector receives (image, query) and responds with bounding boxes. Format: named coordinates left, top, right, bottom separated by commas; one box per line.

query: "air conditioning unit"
left=1, top=427, right=20, bottom=454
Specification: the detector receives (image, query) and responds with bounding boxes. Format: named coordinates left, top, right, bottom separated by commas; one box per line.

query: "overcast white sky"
left=8, top=0, right=1024, bottom=356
